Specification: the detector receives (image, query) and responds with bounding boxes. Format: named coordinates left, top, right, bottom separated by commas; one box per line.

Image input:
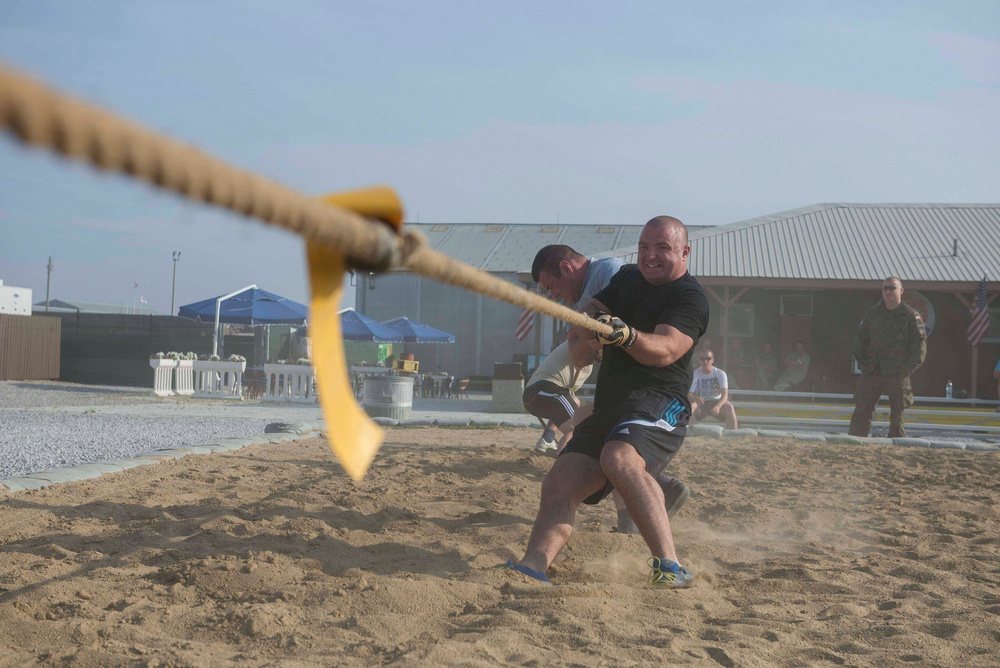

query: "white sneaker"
left=535, top=436, right=557, bottom=452
left=535, top=428, right=557, bottom=452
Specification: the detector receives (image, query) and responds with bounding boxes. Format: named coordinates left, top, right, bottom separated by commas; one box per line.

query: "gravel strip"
left=0, top=381, right=153, bottom=409
left=0, top=410, right=268, bottom=480
left=0, top=381, right=273, bottom=479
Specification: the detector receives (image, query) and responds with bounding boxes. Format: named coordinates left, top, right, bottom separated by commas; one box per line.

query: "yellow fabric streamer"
left=306, top=186, right=405, bottom=481
left=320, top=186, right=404, bottom=231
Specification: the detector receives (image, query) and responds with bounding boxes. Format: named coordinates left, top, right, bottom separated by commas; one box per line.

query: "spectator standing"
left=848, top=276, right=927, bottom=437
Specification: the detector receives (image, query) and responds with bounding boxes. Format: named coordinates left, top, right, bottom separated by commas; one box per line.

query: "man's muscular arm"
left=623, top=324, right=695, bottom=368
left=577, top=299, right=694, bottom=368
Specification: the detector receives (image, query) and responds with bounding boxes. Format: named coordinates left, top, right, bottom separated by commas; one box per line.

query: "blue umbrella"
left=179, top=286, right=308, bottom=324
left=179, top=285, right=310, bottom=357
left=380, top=316, right=456, bottom=343
left=339, top=308, right=405, bottom=342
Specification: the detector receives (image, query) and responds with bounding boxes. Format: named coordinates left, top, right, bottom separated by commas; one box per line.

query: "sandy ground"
left=1, top=427, right=998, bottom=667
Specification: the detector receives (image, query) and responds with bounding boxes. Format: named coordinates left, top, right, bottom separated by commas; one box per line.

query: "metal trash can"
left=363, top=375, right=414, bottom=420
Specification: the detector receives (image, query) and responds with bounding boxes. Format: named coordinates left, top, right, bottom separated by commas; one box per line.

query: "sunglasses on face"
left=700, top=356, right=713, bottom=361
left=882, top=286, right=899, bottom=291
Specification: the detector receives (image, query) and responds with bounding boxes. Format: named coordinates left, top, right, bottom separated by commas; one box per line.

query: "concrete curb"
left=722, top=428, right=759, bottom=438
left=892, top=438, right=931, bottom=448
left=824, top=435, right=867, bottom=445
left=689, top=424, right=724, bottom=438
left=756, top=429, right=796, bottom=439
left=929, top=440, right=966, bottom=450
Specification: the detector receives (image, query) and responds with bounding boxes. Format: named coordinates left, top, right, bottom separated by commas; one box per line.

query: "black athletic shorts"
left=522, top=380, right=576, bottom=426
left=561, top=388, right=688, bottom=505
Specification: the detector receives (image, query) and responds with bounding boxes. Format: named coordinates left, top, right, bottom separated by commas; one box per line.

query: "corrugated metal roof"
left=686, top=204, right=999, bottom=283
left=31, top=298, right=156, bottom=315
left=406, top=205, right=999, bottom=283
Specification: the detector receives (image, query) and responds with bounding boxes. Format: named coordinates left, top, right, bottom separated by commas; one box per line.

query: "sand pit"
left=1, top=426, right=998, bottom=666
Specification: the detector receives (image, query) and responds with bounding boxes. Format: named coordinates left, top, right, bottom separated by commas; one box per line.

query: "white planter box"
left=149, top=358, right=178, bottom=396
left=193, top=360, right=246, bottom=400
left=263, top=363, right=318, bottom=403
left=174, top=359, right=195, bottom=396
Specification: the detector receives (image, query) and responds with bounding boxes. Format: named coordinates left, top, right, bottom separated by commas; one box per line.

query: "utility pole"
left=171, top=251, right=181, bottom=316
left=45, top=256, right=53, bottom=312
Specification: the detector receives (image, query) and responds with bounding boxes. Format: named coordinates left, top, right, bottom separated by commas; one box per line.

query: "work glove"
left=594, top=312, right=638, bottom=349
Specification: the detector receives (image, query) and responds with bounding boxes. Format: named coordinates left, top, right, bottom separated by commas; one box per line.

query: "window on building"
left=780, top=294, right=813, bottom=316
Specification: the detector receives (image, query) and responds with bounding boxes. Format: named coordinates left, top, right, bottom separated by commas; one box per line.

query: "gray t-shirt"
left=573, top=257, right=627, bottom=310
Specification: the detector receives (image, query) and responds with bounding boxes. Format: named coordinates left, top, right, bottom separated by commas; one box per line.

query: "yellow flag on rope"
left=306, top=186, right=404, bottom=481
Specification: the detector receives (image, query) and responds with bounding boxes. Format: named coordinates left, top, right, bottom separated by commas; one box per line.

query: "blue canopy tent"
left=178, top=284, right=309, bottom=359
left=338, top=308, right=404, bottom=342
left=380, top=316, right=455, bottom=343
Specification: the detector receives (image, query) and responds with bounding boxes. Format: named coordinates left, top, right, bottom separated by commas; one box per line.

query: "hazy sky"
left=1, top=1, right=998, bottom=314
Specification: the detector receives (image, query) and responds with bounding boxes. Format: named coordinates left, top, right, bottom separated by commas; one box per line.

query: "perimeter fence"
left=55, top=314, right=220, bottom=387
left=0, top=313, right=61, bottom=381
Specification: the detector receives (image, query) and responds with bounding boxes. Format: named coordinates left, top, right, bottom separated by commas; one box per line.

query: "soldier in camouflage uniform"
left=848, top=277, right=927, bottom=437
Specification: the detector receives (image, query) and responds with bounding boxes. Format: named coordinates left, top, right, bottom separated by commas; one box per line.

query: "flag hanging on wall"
left=966, top=278, right=991, bottom=347
left=515, top=307, right=534, bottom=341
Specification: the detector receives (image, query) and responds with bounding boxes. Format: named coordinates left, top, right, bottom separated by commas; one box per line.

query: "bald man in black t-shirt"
left=503, top=216, right=709, bottom=588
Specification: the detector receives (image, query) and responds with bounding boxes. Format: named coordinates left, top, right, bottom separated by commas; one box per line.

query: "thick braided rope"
left=0, top=65, right=611, bottom=336
left=401, top=237, right=603, bottom=330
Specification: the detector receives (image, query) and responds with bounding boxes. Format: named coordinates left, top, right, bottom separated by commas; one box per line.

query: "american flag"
left=966, top=278, right=991, bottom=347
left=515, top=307, right=534, bottom=341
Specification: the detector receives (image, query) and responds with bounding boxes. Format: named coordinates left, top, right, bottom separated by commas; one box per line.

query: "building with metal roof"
left=356, top=206, right=998, bottom=400
left=32, top=298, right=155, bottom=316
left=625, top=204, right=998, bottom=399
left=687, top=203, right=999, bottom=286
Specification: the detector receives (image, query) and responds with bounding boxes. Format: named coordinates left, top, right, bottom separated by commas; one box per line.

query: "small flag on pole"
left=515, top=307, right=534, bottom=341
left=966, top=278, right=991, bottom=347
left=140, top=296, right=148, bottom=304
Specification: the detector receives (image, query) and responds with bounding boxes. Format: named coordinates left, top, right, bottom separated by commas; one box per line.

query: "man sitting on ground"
left=688, top=349, right=738, bottom=430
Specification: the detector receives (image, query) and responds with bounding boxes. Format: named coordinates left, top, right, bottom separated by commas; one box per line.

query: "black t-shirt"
left=591, top=267, right=709, bottom=411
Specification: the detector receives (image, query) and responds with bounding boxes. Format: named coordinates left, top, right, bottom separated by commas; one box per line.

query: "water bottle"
left=945, top=381, right=953, bottom=399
